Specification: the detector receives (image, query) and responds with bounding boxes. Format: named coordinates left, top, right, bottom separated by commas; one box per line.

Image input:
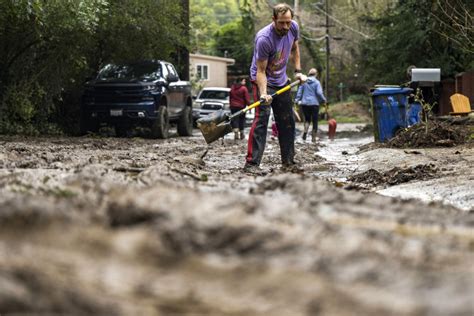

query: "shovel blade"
left=197, top=110, right=233, bottom=144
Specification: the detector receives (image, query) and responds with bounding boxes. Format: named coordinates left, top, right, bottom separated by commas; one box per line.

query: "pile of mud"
left=347, top=164, right=438, bottom=186
left=387, top=120, right=473, bottom=148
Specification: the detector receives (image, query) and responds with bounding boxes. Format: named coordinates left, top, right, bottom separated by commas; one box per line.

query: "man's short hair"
left=308, top=68, right=317, bottom=76
left=273, top=3, right=294, bottom=19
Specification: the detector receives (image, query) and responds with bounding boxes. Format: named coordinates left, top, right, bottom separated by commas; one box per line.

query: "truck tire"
left=177, top=106, right=193, bottom=136
left=151, top=105, right=169, bottom=139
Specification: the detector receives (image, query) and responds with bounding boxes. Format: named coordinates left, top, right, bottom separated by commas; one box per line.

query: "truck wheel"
left=177, top=106, right=193, bottom=136
left=151, top=105, right=169, bottom=139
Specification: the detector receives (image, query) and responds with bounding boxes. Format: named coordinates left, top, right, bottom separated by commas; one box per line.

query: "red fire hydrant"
left=328, top=118, right=337, bottom=140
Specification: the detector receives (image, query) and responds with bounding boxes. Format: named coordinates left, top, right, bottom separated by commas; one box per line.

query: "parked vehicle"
left=80, top=60, right=193, bottom=138
left=192, top=87, right=230, bottom=119
left=192, top=86, right=256, bottom=127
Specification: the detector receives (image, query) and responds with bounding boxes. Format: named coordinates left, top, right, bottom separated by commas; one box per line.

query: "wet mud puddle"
left=311, top=130, right=473, bottom=211
left=311, top=135, right=373, bottom=180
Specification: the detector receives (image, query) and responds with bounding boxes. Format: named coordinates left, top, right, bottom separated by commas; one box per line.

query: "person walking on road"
left=230, top=77, right=251, bottom=140
left=294, top=68, right=326, bottom=142
left=245, top=3, right=306, bottom=173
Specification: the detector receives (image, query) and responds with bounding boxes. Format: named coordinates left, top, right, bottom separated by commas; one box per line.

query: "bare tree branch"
left=431, top=0, right=474, bottom=54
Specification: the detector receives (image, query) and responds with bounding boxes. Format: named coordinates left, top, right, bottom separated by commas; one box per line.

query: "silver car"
left=193, top=87, right=230, bottom=119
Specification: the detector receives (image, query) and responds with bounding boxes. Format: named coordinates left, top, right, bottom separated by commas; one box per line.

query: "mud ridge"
left=347, top=164, right=438, bottom=187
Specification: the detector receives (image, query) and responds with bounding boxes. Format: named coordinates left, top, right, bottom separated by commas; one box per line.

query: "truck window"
left=166, top=64, right=178, bottom=78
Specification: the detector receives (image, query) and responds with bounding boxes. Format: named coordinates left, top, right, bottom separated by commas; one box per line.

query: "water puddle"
left=311, top=135, right=373, bottom=180
left=305, top=124, right=473, bottom=211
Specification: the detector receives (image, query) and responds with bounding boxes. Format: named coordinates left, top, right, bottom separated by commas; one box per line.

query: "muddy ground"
left=0, top=123, right=473, bottom=316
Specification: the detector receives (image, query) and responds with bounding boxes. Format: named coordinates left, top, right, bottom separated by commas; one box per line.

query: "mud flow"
left=0, top=122, right=473, bottom=316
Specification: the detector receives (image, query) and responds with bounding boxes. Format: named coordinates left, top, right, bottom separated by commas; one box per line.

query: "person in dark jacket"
left=294, top=68, right=326, bottom=142
left=230, top=77, right=251, bottom=140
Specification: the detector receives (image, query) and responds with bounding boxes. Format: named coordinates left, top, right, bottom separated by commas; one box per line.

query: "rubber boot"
left=311, top=130, right=318, bottom=143
left=303, top=122, right=309, bottom=141
left=240, top=130, right=245, bottom=140
left=233, top=128, right=240, bottom=140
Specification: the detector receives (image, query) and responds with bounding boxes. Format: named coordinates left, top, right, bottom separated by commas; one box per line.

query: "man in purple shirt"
left=244, top=3, right=306, bottom=174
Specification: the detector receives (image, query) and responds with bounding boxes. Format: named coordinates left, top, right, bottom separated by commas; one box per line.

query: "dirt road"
left=0, top=125, right=473, bottom=315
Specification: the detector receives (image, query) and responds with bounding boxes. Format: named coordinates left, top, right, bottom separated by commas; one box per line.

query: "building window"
left=196, top=64, right=209, bottom=80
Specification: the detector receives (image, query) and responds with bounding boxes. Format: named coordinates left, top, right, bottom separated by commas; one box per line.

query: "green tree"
left=0, top=0, right=109, bottom=134
left=0, top=0, right=188, bottom=135
left=190, top=0, right=240, bottom=55
left=213, top=19, right=254, bottom=76
left=94, top=0, right=185, bottom=65
left=358, top=0, right=473, bottom=86
left=294, top=0, right=396, bottom=98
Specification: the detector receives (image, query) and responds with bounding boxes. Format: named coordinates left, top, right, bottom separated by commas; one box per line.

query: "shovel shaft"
left=228, top=80, right=300, bottom=120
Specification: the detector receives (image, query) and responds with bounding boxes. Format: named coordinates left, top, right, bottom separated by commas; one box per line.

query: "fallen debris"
left=387, top=120, right=472, bottom=148
left=347, top=164, right=438, bottom=186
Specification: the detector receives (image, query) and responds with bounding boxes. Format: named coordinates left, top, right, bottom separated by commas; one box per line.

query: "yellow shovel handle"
left=243, top=81, right=300, bottom=113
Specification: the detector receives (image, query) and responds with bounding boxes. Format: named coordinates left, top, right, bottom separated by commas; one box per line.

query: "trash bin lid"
left=371, top=87, right=412, bottom=96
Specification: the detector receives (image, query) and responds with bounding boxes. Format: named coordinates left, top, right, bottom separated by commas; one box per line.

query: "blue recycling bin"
left=406, top=101, right=422, bottom=126
left=370, top=87, right=412, bottom=142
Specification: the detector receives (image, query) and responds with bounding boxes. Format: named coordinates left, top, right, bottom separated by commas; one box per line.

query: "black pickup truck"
left=80, top=60, right=193, bottom=138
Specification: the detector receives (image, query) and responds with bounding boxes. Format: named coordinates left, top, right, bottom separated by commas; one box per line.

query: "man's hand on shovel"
left=294, top=72, right=308, bottom=84
left=260, top=94, right=273, bottom=105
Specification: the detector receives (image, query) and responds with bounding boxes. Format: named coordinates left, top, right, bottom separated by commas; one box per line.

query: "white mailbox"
left=411, top=68, right=441, bottom=82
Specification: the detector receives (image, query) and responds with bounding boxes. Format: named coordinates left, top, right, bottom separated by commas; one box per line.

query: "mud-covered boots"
left=281, top=161, right=304, bottom=174
left=233, top=128, right=240, bottom=140
left=311, top=130, right=318, bottom=143
left=302, top=122, right=309, bottom=141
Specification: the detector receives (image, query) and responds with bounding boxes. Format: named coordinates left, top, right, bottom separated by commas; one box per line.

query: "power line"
left=311, top=4, right=371, bottom=39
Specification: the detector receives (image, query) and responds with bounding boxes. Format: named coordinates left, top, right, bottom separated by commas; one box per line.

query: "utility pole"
left=179, top=0, right=190, bottom=80
left=325, top=0, right=330, bottom=100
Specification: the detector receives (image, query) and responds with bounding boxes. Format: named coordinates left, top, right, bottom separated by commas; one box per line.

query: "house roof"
left=190, top=53, right=235, bottom=65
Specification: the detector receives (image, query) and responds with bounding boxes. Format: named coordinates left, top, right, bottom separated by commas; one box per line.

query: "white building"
left=190, top=53, right=235, bottom=88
